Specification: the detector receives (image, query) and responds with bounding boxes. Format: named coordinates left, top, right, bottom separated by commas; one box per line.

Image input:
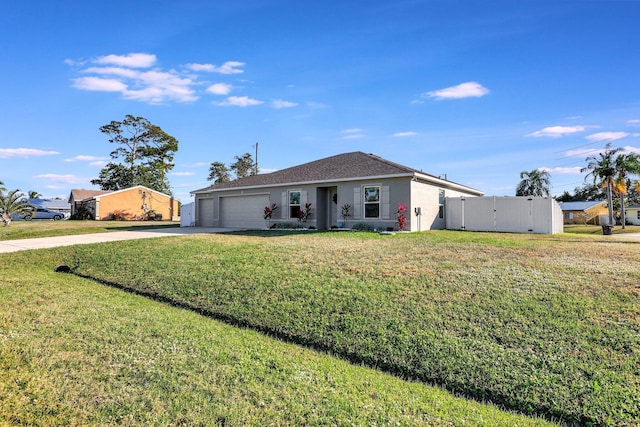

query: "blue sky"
left=1, top=0, right=639, bottom=203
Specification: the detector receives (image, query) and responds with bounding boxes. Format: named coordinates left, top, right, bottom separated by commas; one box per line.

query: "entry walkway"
left=0, top=227, right=233, bottom=253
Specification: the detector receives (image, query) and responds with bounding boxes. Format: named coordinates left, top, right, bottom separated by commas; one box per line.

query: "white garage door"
left=198, top=198, right=215, bottom=227
left=220, top=195, right=269, bottom=229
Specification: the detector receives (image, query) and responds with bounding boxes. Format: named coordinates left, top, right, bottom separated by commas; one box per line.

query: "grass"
left=0, top=219, right=180, bottom=241
left=0, top=244, right=555, bottom=426
left=563, top=224, right=640, bottom=235
left=58, top=230, right=640, bottom=426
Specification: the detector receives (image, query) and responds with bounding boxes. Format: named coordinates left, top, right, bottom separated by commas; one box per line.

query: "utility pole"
left=253, top=142, right=259, bottom=175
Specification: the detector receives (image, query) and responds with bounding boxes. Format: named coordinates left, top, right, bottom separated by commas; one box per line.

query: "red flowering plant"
left=296, top=202, right=312, bottom=226
left=396, top=203, right=407, bottom=231
left=263, top=203, right=278, bottom=228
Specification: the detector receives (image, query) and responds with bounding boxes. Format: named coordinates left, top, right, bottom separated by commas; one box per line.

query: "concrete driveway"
left=0, top=227, right=234, bottom=253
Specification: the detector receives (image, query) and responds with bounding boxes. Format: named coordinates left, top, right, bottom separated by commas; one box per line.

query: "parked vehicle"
left=23, top=208, right=70, bottom=221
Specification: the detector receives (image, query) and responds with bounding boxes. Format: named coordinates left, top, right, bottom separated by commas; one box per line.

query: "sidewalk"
left=0, top=227, right=233, bottom=253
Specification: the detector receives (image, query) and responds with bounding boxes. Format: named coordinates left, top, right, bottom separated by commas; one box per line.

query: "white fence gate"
left=445, top=196, right=563, bottom=234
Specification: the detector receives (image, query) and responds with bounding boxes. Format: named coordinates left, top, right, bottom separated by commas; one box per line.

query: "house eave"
left=192, top=172, right=483, bottom=197
left=192, top=173, right=416, bottom=194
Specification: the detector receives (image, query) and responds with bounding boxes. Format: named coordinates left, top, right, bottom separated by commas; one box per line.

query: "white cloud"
left=215, top=96, right=263, bottom=107
left=171, top=171, right=195, bottom=176
left=206, top=83, right=232, bottom=95
left=73, top=67, right=197, bottom=103
left=341, top=128, right=364, bottom=134
left=393, top=131, right=418, bottom=137
left=64, top=155, right=107, bottom=162
left=0, top=148, right=59, bottom=158
left=272, top=99, right=298, bottom=109
left=187, top=61, right=245, bottom=74
left=425, top=81, right=489, bottom=100
left=339, top=129, right=366, bottom=140
left=69, top=53, right=249, bottom=104
left=95, top=53, right=156, bottom=68
left=627, top=119, right=640, bottom=126
left=341, top=134, right=365, bottom=140
left=526, top=125, right=593, bottom=138
left=72, top=76, right=128, bottom=92
left=33, top=174, right=88, bottom=184
left=540, top=166, right=582, bottom=175
left=586, top=131, right=630, bottom=142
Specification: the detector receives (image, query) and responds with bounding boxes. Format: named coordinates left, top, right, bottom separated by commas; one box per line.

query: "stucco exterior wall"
left=95, top=187, right=177, bottom=221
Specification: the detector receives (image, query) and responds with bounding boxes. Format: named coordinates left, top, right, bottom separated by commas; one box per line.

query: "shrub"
left=351, top=223, right=375, bottom=232
left=111, top=209, right=129, bottom=221
left=271, top=222, right=300, bottom=229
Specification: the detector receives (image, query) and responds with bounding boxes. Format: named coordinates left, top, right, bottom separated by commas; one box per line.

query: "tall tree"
left=28, top=190, right=43, bottom=199
left=0, top=189, right=34, bottom=226
left=207, top=161, right=231, bottom=184
left=0, top=180, right=6, bottom=194
left=95, top=115, right=178, bottom=194
left=230, top=152, right=256, bottom=179
left=581, top=143, right=621, bottom=226
left=515, top=169, right=551, bottom=197
left=613, top=153, right=640, bottom=228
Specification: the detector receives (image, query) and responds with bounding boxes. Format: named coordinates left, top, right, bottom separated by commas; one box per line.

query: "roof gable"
left=193, top=151, right=461, bottom=193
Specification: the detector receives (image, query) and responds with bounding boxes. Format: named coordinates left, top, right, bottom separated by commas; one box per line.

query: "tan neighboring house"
left=69, top=186, right=179, bottom=221
left=559, top=201, right=608, bottom=225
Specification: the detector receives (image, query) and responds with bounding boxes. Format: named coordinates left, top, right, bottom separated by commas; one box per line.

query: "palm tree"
left=0, top=180, right=6, bottom=194
left=0, top=189, right=34, bottom=226
left=581, top=143, right=622, bottom=226
left=613, top=153, right=640, bottom=228
left=28, top=190, right=43, bottom=199
left=516, top=169, right=551, bottom=197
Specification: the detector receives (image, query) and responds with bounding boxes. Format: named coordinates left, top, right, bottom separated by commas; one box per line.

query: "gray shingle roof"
left=193, top=151, right=442, bottom=193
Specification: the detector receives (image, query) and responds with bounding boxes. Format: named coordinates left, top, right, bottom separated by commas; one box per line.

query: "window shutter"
left=381, top=186, right=390, bottom=219
left=281, top=192, right=287, bottom=219
left=301, top=190, right=307, bottom=205
left=353, top=187, right=361, bottom=219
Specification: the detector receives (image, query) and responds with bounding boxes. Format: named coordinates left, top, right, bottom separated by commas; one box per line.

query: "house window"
left=363, top=186, right=380, bottom=218
left=438, top=190, right=445, bottom=219
left=289, top=191, right=301, bottom=218
left=566, top=212, right=574, bottom=220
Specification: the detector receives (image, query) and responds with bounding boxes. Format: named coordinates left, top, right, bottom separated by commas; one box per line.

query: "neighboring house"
left=69, top=186, right=179, bottom=221
left=559, top=201, right=608, bottom=225
left=27, top=198, right=71, bottom=214
left=191, top=151, right=484, bottom=231
left=624, top=205, right=640, bottom=226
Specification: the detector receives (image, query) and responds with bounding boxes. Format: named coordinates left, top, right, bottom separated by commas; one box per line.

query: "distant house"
left=624, top=205, right=640, bottom=226
left=27, top=198, right=71, bottom=214
left=69, top=186, right=179, bottom=221
left=559, top=201, right=608, bottom=225
left=191, top=151, right=483, bottom=231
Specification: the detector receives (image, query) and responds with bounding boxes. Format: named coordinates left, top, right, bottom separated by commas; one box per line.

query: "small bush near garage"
left=351, top=223, right=376, bottom=232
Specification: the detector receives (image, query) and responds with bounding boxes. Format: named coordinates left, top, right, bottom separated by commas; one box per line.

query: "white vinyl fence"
left=446, top=196, right=563, bottom=234
left=180, top=202, right=195, bottom=227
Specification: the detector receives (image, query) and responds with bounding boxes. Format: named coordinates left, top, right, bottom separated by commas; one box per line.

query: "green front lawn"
left=0, top=220, right=180, bottom=241
left=54, top=230, right=640, bottom=426
left=0, top=241, right=555, bottom=426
